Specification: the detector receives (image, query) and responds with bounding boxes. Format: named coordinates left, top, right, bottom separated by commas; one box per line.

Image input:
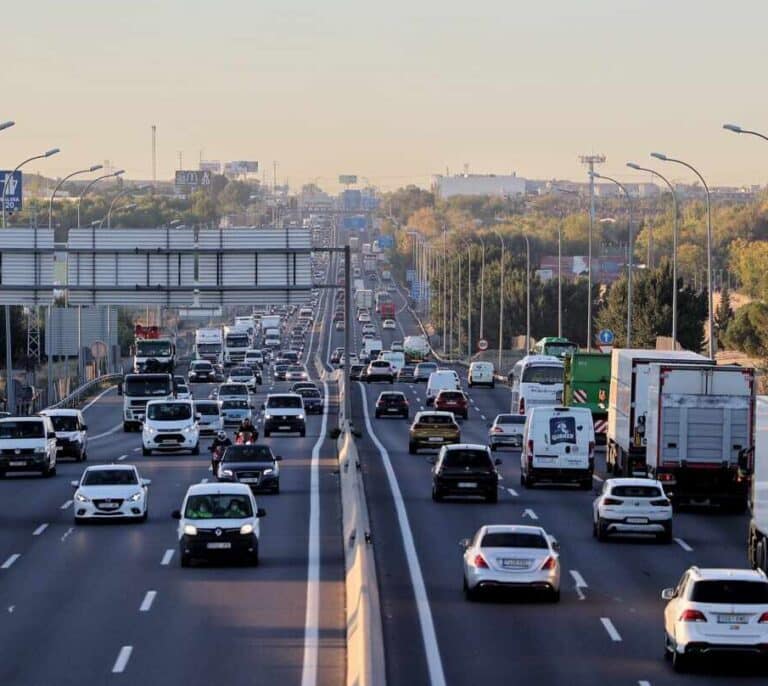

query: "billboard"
left=378, top=235, right=394, bottom=249
left=175, top=170, right=213, bottom=188
left=225, top=160, right=259, bottom=175
left=0, top=171, right=22, bottom=212
left=199, top=160, right=221, bottom=173
left=338, top=175, right=357, bottom=185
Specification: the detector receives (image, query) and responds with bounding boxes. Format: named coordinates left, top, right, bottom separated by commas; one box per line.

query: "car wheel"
left=80, top=450, right=87, bottom=462
left=273, top=483, right=280, bottom=495
left=463, top=577, right=477, bottom=601
left=663, top=633, right=673, bottom=661
left=74, top=516, right=84, bottom=526
left=44, top=464, right=56, bottom=478
left=658, top=523, right=673, bottom=544
left=490, top=382, right=495, bottom=389
left=522, top=472, right=534, bottom=489
left=579, top=478, right=592, bottom=490
left=191, top=443, right=200, bottom=456
left=300, top=428, right=306, bottom=437
left=408, top=442, right=417, bottom=455
left=140, top=509, right=148, bottom=523
left=0, top=471, right=6, bottom=479
left=672, top=646, right=688, bottom=673
left=486, top=490, right=498, bottom=504
left=249, top=550, right=260, bottom=566
left=142, top=447, right=152, bottom=456
left=264, top=429, right=270, bottom=438
left=549, top=588, right=561, bottom=603
left=431, top=486, right=443, bottom=502
left=180, top=552, right=191, bottom=568
left=123, top=422, right=132, bottom=432
left=490, top=443, right=497, bottom=452
left=592, top=519, right=597, bottom=538
left=597, top=518, right=609, bottom=542
left=375, top=411, right=380, bottom=418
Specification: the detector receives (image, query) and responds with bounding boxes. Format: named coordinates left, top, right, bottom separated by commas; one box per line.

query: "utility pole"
left=151, top=125, right=157, bottom=184
left=579, top=154, right=605, bottom=351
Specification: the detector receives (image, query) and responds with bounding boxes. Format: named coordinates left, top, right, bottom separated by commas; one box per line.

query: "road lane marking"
left=300, top=380, right=329, bottom=686
left=674, top=537, right=693, bottom=552
left=161, top=549, right=174, bottom=566
left=600, top=617, right=622, bottom=642
left=360, top=382, right=447, bottom=686
left=81, top=384, right=116, bottom=412
left=570, top=570, right=588, bottom=588
left=522, top=508, right=538, bottom=520
left=60, top=500, right=73, bottom=510
left=638, top=682, right=651, bottom=686
left=117, top=454, right=127, bottom=461
left=61, top=527, right=74, bottom=543
left=139, top=590, right=157, bottom=612
left=1, top=554, right=20, bottom=569
left=506, top=488, right=518, bottom=497
left=593, top=474, right=605, bottom=483
left=90, top=423, right=122, bottom=441
left=32, top=523, right=48, bottom=536
left=480, top=414, right=486, bottom=421
left=112, top=646, right=133, bottom=673
left=133, top=447, right=141, bottom=452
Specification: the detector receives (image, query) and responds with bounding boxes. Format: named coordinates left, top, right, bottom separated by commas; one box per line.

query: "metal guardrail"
left=46, top=373, right=123, bottom=410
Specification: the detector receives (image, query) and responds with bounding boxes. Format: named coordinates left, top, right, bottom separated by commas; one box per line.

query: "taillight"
left=603, top=497, right=623, bottom=506
left=492, top=426, right=503, bottom=433
left=589, top=440, right=595, bottom=456
left=658, top=473, right=674, bottom=482
left=540, top=556, right=557, bottom=570
left=759, top=612, right=768, bottom=623
left=679, top=609, right=707, bottom=623
left=519, top=397, right=525, bottom=415
left=650, top=498, right=670, bottom=507
left=473, top=554, right=489, bottom=569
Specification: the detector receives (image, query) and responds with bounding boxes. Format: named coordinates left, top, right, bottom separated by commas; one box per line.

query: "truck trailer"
left=563, top=352, right=611, bottom=443
left=748, top=396, right=768, bottom=571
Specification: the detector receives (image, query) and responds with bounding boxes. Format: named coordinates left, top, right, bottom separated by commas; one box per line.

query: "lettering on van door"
left=550, top=417, right=576, bottom=444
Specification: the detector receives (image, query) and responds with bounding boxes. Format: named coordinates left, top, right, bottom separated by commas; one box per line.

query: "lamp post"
left=48, top=165, right=102, bottom=230
left=3, top=147, right=60, bottom=228
left=0, top=120, right=16, bottom=414
left=591, top=172, right=635, bottom=347
left=492, top=229, right=505, bottom=370
left=106, top=185, right=149, bottom=228
left=77, top=169, right=124, bottom=229
left=723, top=123, right=768, bottom=143
left=520, top=233, right=531, bottom=353
left=460, top=239, right=472, bottom=359
left=442, top=226, right=447, bottom=355
left=627, top=162, right=680, bottom=349
left=651, top=153, right=714, bottom=359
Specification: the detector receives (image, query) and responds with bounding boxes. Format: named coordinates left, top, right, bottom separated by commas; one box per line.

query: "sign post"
left=0, top=171, right=23, bottom=212
left=478, top=339, right=489, bottom=351
left=597, top=329, right=615, bottom=354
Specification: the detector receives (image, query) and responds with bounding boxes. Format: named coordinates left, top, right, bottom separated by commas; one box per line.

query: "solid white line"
left=570, top=570, right=588, bottom=588
left=593, top=474, right=605, bottom=483
left=522, top=508, right=538, bottom=520
left=81, top=384, right=116, bottom=412
left=90, top=423, right=122, bottom=441
left=32, top=523, right=49, bottom=536
left=111, top=646, right=133, bottom=673
left=600, top=617, right=622, bottom=642
left=160, top=549, right=174, bottom=566
left=506, top=488, right=518, bottom=497
left=117, top=454, right=127, bottom=461
left=60, top=500, right=73, bottom=510
left=133, top=447, right=141, bottom=452
left=300, top=379, right=329, bottom=686
left=1, top=554, right=20, bottom=569
left=360, top=382, right=447, bottom=686
left=139, top=590, right=157, bottom=612
left=638, top=681, right=652, bottom=686
left=674, top=537, right=693, bottom=552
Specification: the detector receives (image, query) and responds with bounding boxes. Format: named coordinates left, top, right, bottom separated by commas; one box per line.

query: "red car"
left=434, top=390, right=469, bottom=420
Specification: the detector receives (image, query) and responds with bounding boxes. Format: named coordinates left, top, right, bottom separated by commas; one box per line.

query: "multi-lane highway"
left=344, top=283, right=764, bottom=685
left=0, top=257, right=344, bottom=686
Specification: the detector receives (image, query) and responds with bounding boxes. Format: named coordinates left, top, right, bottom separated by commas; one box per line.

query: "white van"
left=379, top=351, right=405, bottom=372
left=0, top=416, right=58, bottom=477
left=426, top=370, right=461, bottom=406
left=142, top=399, right=200, bottom=456
left=509, top=355, right=564, bottom=415
left=520, top=406, right=595, bottom=489
left=39, top=409, right=88, bottom=462
left=468, top=361, right=495, bottom=388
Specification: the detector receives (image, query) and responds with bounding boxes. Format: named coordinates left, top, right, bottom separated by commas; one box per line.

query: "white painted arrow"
left=522, top=508, right=538, bottom=520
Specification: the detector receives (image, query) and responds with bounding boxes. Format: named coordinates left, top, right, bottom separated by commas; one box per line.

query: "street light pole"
left=48, top=165, right=102, bottom=230
left=460, top=239, right=472, bottom=359
left=3, top=147, right=60, bottom=228
left=0, top=120, right=16, bottom=414
left=591, top=172, right=635, bottom=347
left=106, top=185, right=149, bottom=228
left=627, top=162, right=680, bottom=348
left=521, top=234, right=531, bottom=353
left=493, top=229, right=505, bottom=370
left=651, top=153, right=714, bottom=359
left=479, top=236, right=486, bottom=341
left=77, top=169, right=125, bottom=229
left=442, top=226, right=447, bottom=355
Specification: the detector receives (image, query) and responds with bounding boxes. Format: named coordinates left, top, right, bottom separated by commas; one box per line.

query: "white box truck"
left=355, top=289, right=373, bottom=311
left=748, top=396, right=768, bottom=571
left=645, top=363, right=754, bottom=509
left=607, top=349, right=710, bottom=476
left=259, top=315, right=282, bottom=335
left=194, top=328, right=223, bottom=365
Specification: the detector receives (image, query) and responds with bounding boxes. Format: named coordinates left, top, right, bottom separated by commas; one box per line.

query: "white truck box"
left=749, top=396, right=768, bottom=570
left=355, top=289, right=373, bottom=310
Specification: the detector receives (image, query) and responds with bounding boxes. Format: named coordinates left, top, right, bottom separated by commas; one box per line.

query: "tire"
left=486, top=490, right=498, bottom=504
left=462, top=412, right=468, bottom=420
left=490, top=443, right=497, bottom=452
left=300, top=428, right=306, bottom=438
left=597, top=518, right=609, bottom=542
left=463, top=577, right=477, bottom=601
left=549, top=588, right=561, bottom=603
left=123, top=421, right=131, bottom=432
left=80, top=450, right=87, bottom=462
left=408, top=442, right=417, bottom=455
left=249, top=550, right=260, bottom=567
left=672, top=646, right=688, bottom=673
left=74, top=516, right=84, bottom=526
left=491, top=382, right=495, bottom=389
left=579, top=478, right=592, bottom=490
left=468, top=381, right=473, bottom=388
left=44, top=463, right=56, bottom=478
left=142, top=446, right=152, bottom=456
left=374, top=411, right=380, bottom=419
left=523, top=472, right=535, bottom=489
left=273, top=483, right=280, bottom=495
left=432, top=486, right=443, bottom=502
left=191, top=443, right=200, bottom=456
left=180, top=552, right=191, bottom=568
left=592, top=519, right=597, bottom=538
left=140, top=510, right=149, bottom=523
left=0, top=471, right=6, bottom=479
left=264, top=429, right=270, bottom=438
left=658, top=523, right=673, bottom=544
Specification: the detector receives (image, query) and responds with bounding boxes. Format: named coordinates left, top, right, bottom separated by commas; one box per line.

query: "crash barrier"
left=338, top=424, right=386, bottom=686
left=46, top=373, right=122, bottom=410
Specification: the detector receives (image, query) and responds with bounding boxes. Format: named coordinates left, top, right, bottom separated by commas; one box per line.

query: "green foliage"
left=724, top=302, right=768, bottom=360
left=715, top=285, right=734, bottom=346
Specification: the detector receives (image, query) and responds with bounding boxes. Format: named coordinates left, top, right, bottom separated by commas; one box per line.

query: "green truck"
left=563, top=352, right=611, bottom=443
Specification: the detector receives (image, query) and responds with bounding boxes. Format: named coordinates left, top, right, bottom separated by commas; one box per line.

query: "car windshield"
left=611, top=485, right=663, bottom=498
left=136, top=341, right=172, bottom=357
left=48, top=415, right=79, bottom=432
left=193, top=363, right=212, bottom=371
left=267, top=396, right=302, bottom=409
left=380, top=394, right=404, bottom=401
left=196, top=343, right=220, bottom=354
left=690, top=580, right=768, bottom=604
left=124, top=376, right=172, bottom=397
left=184, top=494, right=253, bottom=519
left=225, top=335, right=249, bottom=346
left=147, top=403, right=192, bottom=421
left=522, top=366, right=563, bottom=384
left=400, top=367, right=414, bottom=374
left=496, top=415, right=525, bottom=425
left=299, top=389, right=321, bottom=399
left=0, top=421, right=45, bottom=439
left=195, top=403, right=219, bottom=416
left=417, top=415, right=454, bottom=426
left=438, top=392, right=463, bottom=401
left=221, top=400, right=249, bottom=410
left=176, top=385, right=190, bottom=394
left=482, top=532, right=548, bottom=549
left=222, top=445, right=274, bottom=463
left=219, top=385, right=247, bottom=397
left=288, top=366, right=305, bottom=372
left=83, top=469, right=138, bottom=486
left=417, top=364, right=437, bottom=373
left=231, top=368, right=252, bottom=376
left=442, top=449, right=491, bottom=469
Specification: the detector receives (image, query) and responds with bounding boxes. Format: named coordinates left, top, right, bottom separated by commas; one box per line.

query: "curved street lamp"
left=76, top=169, right=124, bottom=229
left=48, top=165, right=103, bottom=230
left=723, top=123, right=768, bottom=143
left=2, top=147, right=60, bottom=227
left=105, top=185, right=150, bottom=228
left=492, top=229, right=505, bottom=370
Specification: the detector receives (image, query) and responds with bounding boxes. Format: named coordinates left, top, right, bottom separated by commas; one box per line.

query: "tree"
left=715, top=285, right=734, bottom=347
left=724, top=302, right=768, bottom=360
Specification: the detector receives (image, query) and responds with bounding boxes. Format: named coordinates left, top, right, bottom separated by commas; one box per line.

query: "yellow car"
left=408, top=411, right=460, bottom=454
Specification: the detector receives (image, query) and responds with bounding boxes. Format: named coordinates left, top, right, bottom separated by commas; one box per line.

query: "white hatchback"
left=593, top=477, right=672, bottom=542
left=382, top=319, right=396, bottom=330
left=72, top=464, right=150, bottom=522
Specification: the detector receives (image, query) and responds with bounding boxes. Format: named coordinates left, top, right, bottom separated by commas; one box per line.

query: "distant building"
left=538, top=256, right=626, bottom=285
left=431, top=173, right=527, bottom=199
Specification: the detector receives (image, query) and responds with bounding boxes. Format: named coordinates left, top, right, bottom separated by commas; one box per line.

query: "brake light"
left=602, top=497, right=623, bottom=506
left=519, top=397, right=525, bottom=415
left=658, top=473, right=674, bottom=482
left=492, top=426, right=503, bottom=433
left=588, top=440, right=595, bottom=457
left=650, top=498, right=671, bottom=507
left=759, top=612, right=768, bottom=623
left=540, top=556, right=557, bottom=570
left=679, top=609, right=707, bottom=623
left=473, top=554, right=489, bottom=569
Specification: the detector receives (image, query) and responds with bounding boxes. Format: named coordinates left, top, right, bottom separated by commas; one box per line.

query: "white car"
left=175, top=383, right=192, bottom=400
left=194, top=400, right=223, bottom=435
left=72, top=464, right=150, bottom=523
left=362, top=323, right=377, bottom=335
left=391, top=341, right=404, bottom=353
left=262, top=393, right=306, bottom=438
left=662, top=567, right=768, bottom=671
left=358, top=312, right=371, bottom=324
left=0, top=416, right=58, bottom=477
left=39, top=408, right=88, bottom=462
left=382, top=319, right=396, bottom=330
left=142, top=399, right=200, bottom=456
left=285, top=365, right=309, bottom=382
left=227, top=366, right=258, bottom=391
left=365, top=360, right=395, bottom=384
left=173, top=482, right=266, bottom=567
left=593, top=478, right=672, bottom=542
left=462, top=524, right=561, bottom=602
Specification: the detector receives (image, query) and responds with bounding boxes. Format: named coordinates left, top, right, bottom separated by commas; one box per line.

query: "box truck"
left=564, top=352, right=611, bottom=443
left=748, top=396, right=768, bottom=571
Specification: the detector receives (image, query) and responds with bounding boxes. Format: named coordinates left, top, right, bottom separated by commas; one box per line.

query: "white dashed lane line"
left=506, top=488, right=518, bottom=497
left=117, top=454, right=127, bottom=461
left=600, top=618, right=622, bottom=642
left=674, top=537, right=693, bottom=552
left=112, top=646, right=133, bottom=673
left=161, top=549, right=175, bottom=566
left=133, top=447, right=141, bottom=452
left=522, top=508, right=538, bottom=520
left=139, top=590, right=157, bottom=612
left=60, top=500, right=73, bottom=510
left=32, top=523, right=48, bottom=536
left=1, top=554, right=20, bottom=569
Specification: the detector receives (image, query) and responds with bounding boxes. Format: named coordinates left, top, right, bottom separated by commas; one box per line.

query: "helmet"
left=217, top=431, right=227, bottom=441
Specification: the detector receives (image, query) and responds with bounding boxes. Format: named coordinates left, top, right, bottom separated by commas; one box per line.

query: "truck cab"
left=133, top=325, right=175, bottom=373
left=120, top=373, right=174, bottom=431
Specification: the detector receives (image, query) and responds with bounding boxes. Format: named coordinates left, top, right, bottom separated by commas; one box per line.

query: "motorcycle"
left=235, top=429, right=258, bottom=445
left=209, top=443, right=227, bottom=476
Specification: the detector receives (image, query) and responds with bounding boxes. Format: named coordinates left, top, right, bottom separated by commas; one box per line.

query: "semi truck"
left=403, top=335, right=430, bottom=362
left=349, top=236, right=360, bottom=252
left=223, top=325, right=251, bottom=366
left=563, top=352, right=611, bottom=443
left=607, top=349, right=710, bottom=477
left=363, top=256, right=377, bottom=273
left=194, top=328, right=223, bottom=365
left=133, top=325, right=176, bottom=374
left=748, top=396, right=768, bottom=572
left=645, top=363, right=754, bottom=510
left=259, top=315, right=282, bottom=335
left=119, top=372, right=174, bottom=431
left=375, top=291, right=395, bottom=318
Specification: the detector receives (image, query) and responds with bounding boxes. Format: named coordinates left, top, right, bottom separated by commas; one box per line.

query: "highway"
left=0, top=257, right=344, bottom=686
left=345, top=282, right=765, bottom=685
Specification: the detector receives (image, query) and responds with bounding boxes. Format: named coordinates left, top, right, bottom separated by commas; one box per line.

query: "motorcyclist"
left=209, top=431, right=232, bottom=473
left=236, top=417, right=258, bottom=443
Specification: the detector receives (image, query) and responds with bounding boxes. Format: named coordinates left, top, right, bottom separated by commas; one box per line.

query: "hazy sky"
left=3, top=0, right=768, bottom=190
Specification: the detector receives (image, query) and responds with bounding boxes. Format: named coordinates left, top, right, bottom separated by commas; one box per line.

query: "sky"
left=3, top=0, right=768, bottom=191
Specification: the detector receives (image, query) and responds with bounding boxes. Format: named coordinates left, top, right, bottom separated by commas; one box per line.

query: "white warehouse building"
left=432, top=173, right=527, bottom=199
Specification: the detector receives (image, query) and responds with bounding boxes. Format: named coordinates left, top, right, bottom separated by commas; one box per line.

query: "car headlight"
left=74, top=492, right=90, bottom=503
left=182, top=425, right=195, bottom=433
left=240, top=523, right=254, bottom=535
left=145, top=426, right=158, bottom=435
left=220, top=469, right=233, bottom=477
left=183, top=524, right=198, bottom=536
left=298, top=414, right=305, bottom=421
left=262, top=468, right=273, bottom=475
left=128, top=491, right=143, bottom=502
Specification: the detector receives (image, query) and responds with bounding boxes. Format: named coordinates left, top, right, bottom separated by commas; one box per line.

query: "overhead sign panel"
left=0, top=228, right=54, bottom=304
left=175, top=170, right=212, bottom=188
left=0, top=171, right=23, bottom=212
left=338, top=175, right=357, bottom=185
left=224, top=160, right=259, bottom=175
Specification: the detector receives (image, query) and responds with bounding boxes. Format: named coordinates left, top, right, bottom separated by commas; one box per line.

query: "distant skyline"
left=3, top=0, right=768, bottom=191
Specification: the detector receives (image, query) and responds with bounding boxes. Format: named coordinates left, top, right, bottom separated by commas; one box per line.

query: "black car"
left=375, top=392, right=409, bottom=419
left=273, top=364, right=289, bottom=381
left=188, top=360, right=215, bottom=383
left=414, top=362, right=438, bottom=382
left=296, top=387, right=323, bottom=414
left=397, top=366, right=416, bottom=383
left=216, top=444, right=282, bottom=494
left=349, top=364, right=365, bottom=381
left=431, top=445, right=501, bottom=503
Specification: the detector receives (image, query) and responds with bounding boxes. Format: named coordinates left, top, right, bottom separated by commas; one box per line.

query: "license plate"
left=387, top=408, right=399, bottom=413
left=626, top=517, right=648, bottom=524
left=536, top=456, right=556, bottom=461
left=8, top=461, right=26, bottom=466
left=206, top=542, right=231, bottom=550
left=428, top=437, right=443, bottom=442
left=718, top=614, right=749, bottom=624
left=240, top=477, right=259, bottom=484
left=458, top=482, right=477, bottom=488
left=279, top=425, right=290, bottom=430
left=100, top=503, right=120, bottom=510
left=501, top=559, right=530, bottom=569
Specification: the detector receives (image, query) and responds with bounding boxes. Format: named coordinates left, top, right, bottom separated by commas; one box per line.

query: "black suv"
left=349, top=364, right=365, bottom=381
left=414, top=362, right=438, bottom=382
left=374, top=391, right=409, bottom=419
left=397, top=366, right=415, bottom=382
left=217, top=444, right=282, bottom=494
left=431, top=444, right=501, bottom=503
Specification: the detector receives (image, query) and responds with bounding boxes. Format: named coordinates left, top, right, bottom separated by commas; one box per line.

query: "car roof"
left=414, top=410, right=455, bottom=419
left=606, top=477, right=663, bottom=488
left=84, top=463, right=137, bottom=472
left=442, top=443, right=488, bottom=452
left=267, top=393, right=301, bottom=399
left=0, top=416, right=45, bottom=422
left=146, top=398, right=192, bottom=405
left=688, top=567, right=768, bottom=582
left=185, top=482, right=253, bottom=497
left=40, top=409, right=82, bottom=417
left=378, top=391, right=405, bottom=397
left=480, top=524, right=547, bottom=537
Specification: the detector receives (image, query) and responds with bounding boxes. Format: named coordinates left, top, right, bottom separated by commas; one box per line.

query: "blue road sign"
left=0, top=171, right=22, bottom=212
left=598, top=329, right=615, bottom=345
left=343, top=215, right=367, bottom=231
left=406, top=269, right=416, bottom=284
left=378, top=235, right=394, bottom=249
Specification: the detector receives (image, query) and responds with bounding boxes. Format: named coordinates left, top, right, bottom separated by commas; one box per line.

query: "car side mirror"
left=550, top=538, right=560, bottom=553
left=47, top=432, right=56, bottom=440
left=142, top=479, right=152, bottom=487
left=661, top=588, right=675, bottom=601
left=494, top=458, right=502, bottom=466
left=171, top=510, right=181, bottom=520
left=459, top=538, right=470, bottom=549
left=81, top=424, right=88, bottom=431
left=256, top=508, right=266, bottom=518
left=195, top=414, right=202, bottom=421
left=275, top=456, right=283, bottom=461
left=117, top=383, right=123, bottom=396
left=70, top=480, right=79, bottom=488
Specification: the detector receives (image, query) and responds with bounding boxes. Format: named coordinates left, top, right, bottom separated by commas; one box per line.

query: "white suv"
left=262, top=393, right=306, bottom=438
left=593, top=477, right=672, bottom=543
left=0, top=416, right=58, bottom=477
left=142, top=399, right=200, bottom=456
